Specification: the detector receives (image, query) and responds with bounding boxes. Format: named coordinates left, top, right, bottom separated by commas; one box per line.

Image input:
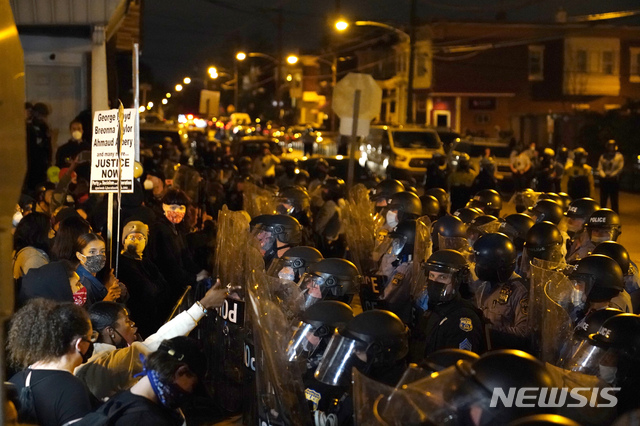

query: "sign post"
left=90, top=106, right=136, bottom=274
left=332, top=73, right=382, bottom=189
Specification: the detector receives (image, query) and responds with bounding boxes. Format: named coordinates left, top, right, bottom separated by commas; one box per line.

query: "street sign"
left=90, top=108, right=136, bottom=193
left=200, top=90, right=220, bottom=117
left=332, top=72, right=382, bottom=137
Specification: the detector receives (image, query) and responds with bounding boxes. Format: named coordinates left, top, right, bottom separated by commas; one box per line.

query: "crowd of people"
left=6, top=111, right=640, bottom=426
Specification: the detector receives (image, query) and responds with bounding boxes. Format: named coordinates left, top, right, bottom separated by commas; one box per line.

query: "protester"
left=12, top=211, right=50, bottom=281
left=75, top=232, right=125, bottom=305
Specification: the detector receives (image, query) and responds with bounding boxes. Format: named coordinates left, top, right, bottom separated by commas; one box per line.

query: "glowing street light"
left=175, top=84, right=183, bottom=92
left=147, top=101, right=154, bottom=109
left=166, top=93, right=171, bottom=98
left=286, top=55, right=299, bottom=65
left=162, top=98, right=168, bottom=105
left=183, top=77, right=191, bottom=84
left=236, top=51, right=247, bottom=61
left=286, top=74, right=293, bottom=82
left=335, top=20, right=349, bottom=31
left=138, top=106, right=145, bottom=113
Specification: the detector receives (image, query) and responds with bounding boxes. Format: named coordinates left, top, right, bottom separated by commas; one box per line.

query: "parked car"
left=361, top=125, right=445, bottom=180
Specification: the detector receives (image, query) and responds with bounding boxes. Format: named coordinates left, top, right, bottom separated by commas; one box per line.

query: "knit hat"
left=122, top=220, right=148, bottom=242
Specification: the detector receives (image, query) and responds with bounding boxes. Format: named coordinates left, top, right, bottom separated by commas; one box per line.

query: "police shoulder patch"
left=305, top=388, right=322, bottom=411
left=459, top=317, right=473, bottom=332
left=391, top=273, right=405, bottom=286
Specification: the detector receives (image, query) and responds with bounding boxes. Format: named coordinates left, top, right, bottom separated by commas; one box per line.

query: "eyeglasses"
left=125, top=234, right=145, bottom=242
left=82, top=330, right=99, bottom=343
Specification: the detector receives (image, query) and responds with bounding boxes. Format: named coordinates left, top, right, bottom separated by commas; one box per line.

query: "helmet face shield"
left=287, top=321, right=323, bottom=362
left=314, top=333, right=365, bottom=386
left=251, top=226, right=276, bottom=254
left=589, top=227, right=617, bottom=244
left=373, top=234, right=395, bottom=262
left=562, top=340, right=610, bottom=376
left=389, top=235, right=408, bottom=256
left=299, top=273, right=324, bottom=309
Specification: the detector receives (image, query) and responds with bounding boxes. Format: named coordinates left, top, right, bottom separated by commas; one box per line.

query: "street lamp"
left=335, top=19, right=415, bottom=124
left=286, top=55, right=299, bottom=65
left=183, top=77, right=191, bottom=84
left=236, top=51, right=247, bottom=61
left=162, top=98, right=168, bottom=105
left=166, top=93, right=171, bottom=98
left=175, top=84, right=183, bottom=92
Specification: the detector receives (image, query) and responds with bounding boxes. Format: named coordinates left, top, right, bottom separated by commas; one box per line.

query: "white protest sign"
left=90, top=109, right=136, bottom=193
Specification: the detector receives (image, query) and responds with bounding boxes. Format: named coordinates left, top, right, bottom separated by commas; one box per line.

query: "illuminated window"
left=602, top=51, right=615, bottom=75
left=528, top=45, right=544, bottom=81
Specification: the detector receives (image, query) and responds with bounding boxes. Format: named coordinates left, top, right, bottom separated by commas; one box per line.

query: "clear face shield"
left=569, top=274, right=594, bottom=310
left=373, top=233, right=396, bottom=262
left=562, top=340, right=619, bottom=381
left=563, top=216, right=585, bottom=237
left=267, top=257, right=299, bottom=282
left=314, top=333, right=368, bottom=387
left=389, top=235, right=408, bottom=256
left=438, top=235, right=470, bottom=254
left=589, top=227, right=618, bottom=244
left=251, top=226, right=276, bottom=256
left=286, top=321, right=327, bottom=362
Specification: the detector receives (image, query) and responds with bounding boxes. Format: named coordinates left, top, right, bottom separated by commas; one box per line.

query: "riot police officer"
left=564, top=198, right=600, bottom=258
left=448, top=152, right=477, bottom=212
left=250, top=214, right=302, bottom=266
left=298, top=258, right=360, bottom=309
left=567, top=254, right=626, bottom=323
left=521, top=221, right=564, bottom=278
left=431, top=214, right=467, bottom=252
left=361, top=219, right=417, bottom=323
left=308, top=310, right=408, bottom=424
left=287, top=300, right=354, bottom=373
left=568, top=208, right=621, bottom=263
left=384, top=191, right=422, bottom=230
left=597, top=139, right=624, bottom=213
left=562, top=147, right=595, bottom=199
left=268, top=245, right=323, bottom=282
left=472, top=188, right=502, bottom=217
left=370, top=179, right=404, bottom=213
left=314, top=177, right=346, bottom=257
left=593, top=241, right=640, bottom=307
left=453, top=207, right=483, bottom=225
left=466, top=215, right=500, bottom=249
left=409, top=249, right=484, bottom=361
left=473, top=233, right=530, bottom=350
left=499, top=213, right=535, bottom=268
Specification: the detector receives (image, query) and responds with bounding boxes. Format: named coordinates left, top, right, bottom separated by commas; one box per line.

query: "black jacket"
left=19, top=261, right=74, bottom=307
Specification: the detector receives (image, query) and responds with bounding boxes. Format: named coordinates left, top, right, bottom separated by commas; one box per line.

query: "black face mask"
left=124, top=244, right=141, bottom=259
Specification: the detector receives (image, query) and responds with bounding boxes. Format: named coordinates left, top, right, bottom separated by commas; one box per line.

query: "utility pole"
left=275, top=8, right=283, bottom=119
left=406, top=0, right=417, bottom=124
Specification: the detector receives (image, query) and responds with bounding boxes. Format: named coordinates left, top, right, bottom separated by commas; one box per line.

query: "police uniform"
left=561, top=164, right=595, bottom=199
left=474, top=274, right=530, bottom=350
left=409, top=293, right=484, bottom=362
left=566, top=237, right=595, bottom=263
left=361, top=257, right=413, bottom=324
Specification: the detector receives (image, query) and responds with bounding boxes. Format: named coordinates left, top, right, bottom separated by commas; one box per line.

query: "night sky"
left=141, top=0, right=640, bottom=89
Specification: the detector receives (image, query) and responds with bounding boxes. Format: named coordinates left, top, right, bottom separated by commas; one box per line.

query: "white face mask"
left=72, top=130, right=83, bottom=141
left=591, top=235, right=611, bottom=244
left=598, top=364, right=617, bottom=384
left=278, top=266, right=296, bottom=282
left=571, top=288, right=585, bottom=309
left=386, top=210, right=399, bottom=229
left=143, top=178, right=154, bottom=191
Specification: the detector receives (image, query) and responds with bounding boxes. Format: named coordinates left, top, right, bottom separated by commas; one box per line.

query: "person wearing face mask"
left=593, top=241, right=640, bottom=311
left=55, top=119, right=90, bottom=168
left=8, top=299, right=99, bottom=426
left=148, top=189, right=209, bottom=302
left=564, top=197, right=600, bottom=258
left=370, top=179, right=405, bottom=215
left=568, top=208, right=622, bottom=263
left=82, top=336, right=207, bottom=426
left=117, top=221, right=172, bottom=337
left=75, top=283, right=227, bottom=401
left=75, top=232, right=125, bottom=305
left=473, top=233, right=530, bottom=350
left=19, top=259, right=88, bottom=307
left=250, top=214, right=303, bottom=267
left=409, top=249, right=484, bottom=361
left=383, top=191, right=422, bottom=231
left=567, top=254, right=626, bottom=324
left=267, top=245, right=323, bottom=283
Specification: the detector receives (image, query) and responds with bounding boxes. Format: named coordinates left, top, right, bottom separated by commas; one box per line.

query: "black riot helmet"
left=424, top=187, right=449, bottom=215
left=508, top=414, right=581, bottom=426
left=585, top=208, right=621, bottom=242
left=275, top=186, right=310, bottom=216
left=473, top=233, right=516, bottom=283
left=573, top=147, right=588, bottom=165
left=467, top=215, right=500, bottom=248
left=573, top=308, right=622, bottom=340
left=529, top=199, right=563, bottom=225
left=321, top=177, right=346, bottom=202
left=388, top=191, right=422, bottom=221
left=473, top=189, right=502, bottom=217
left=272, top=246, right=323, bottom=282
left=453, top=207, right=483, bottom=225
left=565, top=197, right=600, bottom=220
left=388, top=219, right=417, bottom=258
left=570, top=254, right=624, bottom=303
left=592, top=241, right=630, bottom=275
left=500, top=213, right=535, bottom=250
left=590, top=313, right=640, bottom=361
left=371, top=179, right=405, bottom=203
left=423, top=249, right=470, bottom=304
left=419, top=195, right=441, bottom=221
left=558, top=192, right=572, bottom=211
left=456, top=152, right=471, bottom=170
left=250, top=214, right=302, bottom=263
left=314, top=310, right=408, bottom=386
left=287, top=300, right=354, bottom=362
left=431, top=214, right=467, bottom=252
left=456, top=350, right=557, bottom=425
left=299, top=258, right=360, bottom=307
left=524, top=221, right=563, bottom=262
left=537, top=192, right=562, bottom=206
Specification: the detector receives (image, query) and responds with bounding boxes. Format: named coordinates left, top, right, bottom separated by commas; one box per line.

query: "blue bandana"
left=135, top=353, right=187, bottom=409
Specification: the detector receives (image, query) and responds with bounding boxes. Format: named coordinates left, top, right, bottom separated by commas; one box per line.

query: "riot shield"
left=173, top=164, right=202, bottom=205
left=529, top=261, right=574, bottom=363
left=342, top=184, right=378, bottom=275
left=509, top=189, right=541, bottom=212
left=412, top=216, right=432, bottom=292
left=248, top=270, right=313, bottom=426
left=213, top=205, right=264, bottom=413
left=243, top=182, right=277, bottom=218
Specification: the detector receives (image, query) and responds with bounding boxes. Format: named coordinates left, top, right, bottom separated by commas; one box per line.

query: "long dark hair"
left=74, top=232, right=105, bottom=255
left=8, top=299, right=90, bottom=368
left=13, top=212, right=50, bottom=254
left=50, top=216, right=91, bottom=261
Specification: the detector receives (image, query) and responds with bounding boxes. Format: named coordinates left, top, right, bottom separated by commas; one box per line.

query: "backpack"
left=67, top=397, right=149, bottom=426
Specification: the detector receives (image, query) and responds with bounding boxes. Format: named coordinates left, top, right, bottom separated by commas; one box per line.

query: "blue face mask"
left=147, top=369, right=190, bottom=409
